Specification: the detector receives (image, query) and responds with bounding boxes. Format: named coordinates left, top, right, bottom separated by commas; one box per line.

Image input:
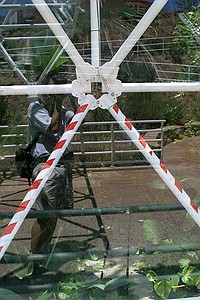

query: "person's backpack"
left=15, top=134, right=40, bottom=185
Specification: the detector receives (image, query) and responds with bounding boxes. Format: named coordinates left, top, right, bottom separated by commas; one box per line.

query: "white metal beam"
left=1, top=82, right=200, bottom=96
left=121, top=82, right=200, bottom=92
left=99, top=0, right=169, bottom=79
left=32, top=0, right=97, bottom=80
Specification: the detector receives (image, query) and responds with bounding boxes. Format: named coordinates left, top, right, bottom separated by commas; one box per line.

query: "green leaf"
left=182, top=266, right=197, bottom=285
left=88, top=283, right=105, bottom=290
left=0, top=288, right=26, bottom=300
left=88, top=251, right=101, bottom=261
left=154, top=279, right=173, bottom=299
left=104, top=277, right=135, bottom=291
left=27, top=262, right=34, bottom=276
left=58, top=292, right=67, bottom=300
left=163, top=239, right=173, bottom=245
left=188, top=251, right=198, bottom=260
left=170, top=275, right=180, bottom=287
left=194, top=276, right=200, bottom=289
left=36, top=291, right=54, bottom=300
left=149, top=179, right=168, bottom=190
left=146, top=270, right=157, bottom=282
left=142, top=219, right=162, bottom=245
left=89, top=287, right=106, bottom=300
left=74, top=274, right=85, bottom=285
left=179, top=258, right=191, bottom=268
left=37, top=46, right=68, bottom=72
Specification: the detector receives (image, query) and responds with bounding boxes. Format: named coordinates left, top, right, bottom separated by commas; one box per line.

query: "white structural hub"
left=0, top=0, right=200, bottom=260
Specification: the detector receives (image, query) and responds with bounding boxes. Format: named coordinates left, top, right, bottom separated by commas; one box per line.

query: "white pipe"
left=1, top=81, right=199, bottom=96
left=0, top=84, right=72, bottom=96
left=99, top=0, right=169, bottom=78
left=0, top=43, right=28, bottom=85
left=90, top=0, right=100, bottom=68
left=99, top=94, right=200, bottom=228
left=31, top=0, right=82, bottom=66
left=0, top=95, right=95, bottom=261
left=32, top=0, right=97, bottom=79
left=121, top=82, right=200, bottom=92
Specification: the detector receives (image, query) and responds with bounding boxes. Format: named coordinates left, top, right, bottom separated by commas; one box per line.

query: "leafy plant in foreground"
left=146, top=259, right=200, bottom=299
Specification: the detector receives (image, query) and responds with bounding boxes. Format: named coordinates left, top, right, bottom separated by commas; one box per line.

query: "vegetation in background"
left=1, top=3, right=199, bottom=126
left=171, top=6, right=200, bottom=66
left=35, top=45, right=69, bottom=74
left=176, top=0, right=200, bottom=11
left=0, top=97, right=8, bottom=125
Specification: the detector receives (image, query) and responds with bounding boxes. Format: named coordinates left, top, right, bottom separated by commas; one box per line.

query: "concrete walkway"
left=0, top=136, right=200, bottom=299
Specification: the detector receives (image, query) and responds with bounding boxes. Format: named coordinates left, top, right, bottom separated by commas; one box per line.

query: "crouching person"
left=28, top=73, right=74, bottom=254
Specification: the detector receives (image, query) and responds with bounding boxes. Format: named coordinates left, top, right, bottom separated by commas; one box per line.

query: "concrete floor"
left=0, top=136, right=200, bottom=299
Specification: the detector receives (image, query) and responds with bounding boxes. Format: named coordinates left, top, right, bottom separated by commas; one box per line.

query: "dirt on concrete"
left=0, top=136, right=200, bottom=299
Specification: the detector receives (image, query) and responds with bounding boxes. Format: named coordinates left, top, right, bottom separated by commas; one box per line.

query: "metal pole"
left=90, top=0, right=100, bottom=68
left=99, top=94, right=200, bottom=228
left=0, top=84, right=73, bottom=96
left=37, top=45, right=65, bottom=84
left=0, top=43, right=28, bottom=84
left=2, top=242, right=200, bottom=264
left=111, top=123, right=115, bottom=166
left=99, top=0, right=169, bottom=78
left=160, top=120, right=165, bottom=161
left=32, top=0, right=97, bottom=80
left=0, top=95, right=95, bottom=261
left=121, top=82, right=200, bottom=93
left=0, top=203, right=185, bottom=220
left=1, top=82, right=200, bottom=96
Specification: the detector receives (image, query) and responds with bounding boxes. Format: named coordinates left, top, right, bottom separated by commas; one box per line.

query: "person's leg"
left=31, top=218, right=57, bottom=253
left=65, top=161, right=74, bottom=209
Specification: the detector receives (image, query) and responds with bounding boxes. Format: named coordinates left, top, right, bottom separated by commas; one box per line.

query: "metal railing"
left=1, top=36, right=199, bottom=83
left=0, top=120, right=165, bottom=175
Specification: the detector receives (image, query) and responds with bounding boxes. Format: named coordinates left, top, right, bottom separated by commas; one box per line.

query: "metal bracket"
left=72, top=75, right=122, bottom=106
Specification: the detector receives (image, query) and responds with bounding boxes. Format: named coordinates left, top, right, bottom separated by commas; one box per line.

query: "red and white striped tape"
left=0, top=97, right=94, bottom=260
left=109, top=103, right=200, bottom=227
left=0, top=94, right=199, bottom=261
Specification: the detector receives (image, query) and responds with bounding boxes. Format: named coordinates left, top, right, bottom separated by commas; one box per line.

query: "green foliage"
left=171, top=7, right=200, bottom=64
left=164, top=100, right=184, bottom=125
left=146, top=258, right=200, bottom=299
left=176, top=0, right=199, bottom=11
left=118, top=61, right=157, bottom=83
left=117, top=5, right=138, bottom=23
left=142, top=219, right=162, bottom=245
left=91, top=107, right=114, bottom=123
left=154, top=278, right=173, bottom=299
left=36, top=291, right=54, bottom=300
left=57, top=274, right=136, bottom=300
left=0, top=96, right=8, bottom=125
left=36, top=45, right=69, bottom=73
left=0, top=288, right=26, bottom=300
left=118, top=93, right=183, bottom=126
left=116, top=59, right=184, bottom=125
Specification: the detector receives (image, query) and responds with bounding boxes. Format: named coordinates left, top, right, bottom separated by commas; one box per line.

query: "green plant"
left=58, top=274, right=137, bottom=300
left=176, top=0, right=199, bottom=11
left=146, top=260, right=200, bottom=299
left=36, top=45, right=69, bottom=73
left=164, top=100, right=184, bottom=125
left=171, top=7, right=200, bottom=64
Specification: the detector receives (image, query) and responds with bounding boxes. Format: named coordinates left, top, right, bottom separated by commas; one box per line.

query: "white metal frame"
left=0, top=0, right=200, bottom=261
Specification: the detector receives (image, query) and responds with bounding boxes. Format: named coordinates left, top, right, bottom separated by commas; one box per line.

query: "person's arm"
left=50, top=104, right=60, bottom=132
